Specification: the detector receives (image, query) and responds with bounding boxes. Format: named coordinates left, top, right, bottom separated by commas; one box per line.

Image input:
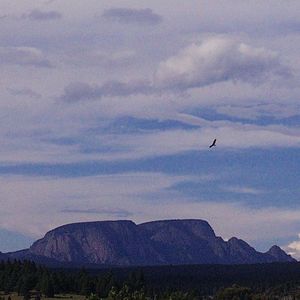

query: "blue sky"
left=0, top=0, right=300, bottom=258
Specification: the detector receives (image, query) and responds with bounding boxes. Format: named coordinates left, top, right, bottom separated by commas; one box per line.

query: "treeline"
left=1, top=260, right=300, bottom=299
left=0, top=260, right=150, bottom=299
left=0, top=260, right=119, bottom=298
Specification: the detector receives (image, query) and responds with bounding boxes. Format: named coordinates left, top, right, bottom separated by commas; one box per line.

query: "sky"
left=0, top=0, right=300, bottom=258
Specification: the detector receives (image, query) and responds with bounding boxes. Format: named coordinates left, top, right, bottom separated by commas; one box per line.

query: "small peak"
left=267, top=245, right=286, bottom=256
left=268, top=245, right=282, bottom=252
left=227, top=237, right=254, bottom=251
left=266, top=245, right=296, bottom=262
left=228, top=237, right=244, bottom=244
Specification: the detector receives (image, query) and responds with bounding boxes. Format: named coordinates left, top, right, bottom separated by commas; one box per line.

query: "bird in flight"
left=209, top=139, right=217, bottom=148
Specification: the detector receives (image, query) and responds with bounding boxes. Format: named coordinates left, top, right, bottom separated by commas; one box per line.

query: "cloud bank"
left=60, top=37, right=291, bottom=104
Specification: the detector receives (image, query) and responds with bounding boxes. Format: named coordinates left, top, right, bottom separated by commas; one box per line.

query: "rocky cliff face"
left=29, top=221, right=163, bottom=265
left=139, top=219, right=225, bottom=264
left=11, top=219, right=295, bottom=266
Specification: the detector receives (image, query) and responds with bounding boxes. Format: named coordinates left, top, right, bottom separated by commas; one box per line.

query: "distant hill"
left=0, top=252, right=7, bottom=261
left=6, top=219, right=296, bottom=266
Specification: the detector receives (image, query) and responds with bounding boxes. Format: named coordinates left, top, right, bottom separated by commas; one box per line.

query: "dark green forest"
left=1, top=260, right=300, bottom=299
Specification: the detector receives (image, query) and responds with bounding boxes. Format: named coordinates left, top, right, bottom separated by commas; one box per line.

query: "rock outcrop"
left=7, top=219, right=296, bottom=266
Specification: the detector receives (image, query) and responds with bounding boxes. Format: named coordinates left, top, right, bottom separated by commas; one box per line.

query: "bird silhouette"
left=209, top=139, right=217, bottom=148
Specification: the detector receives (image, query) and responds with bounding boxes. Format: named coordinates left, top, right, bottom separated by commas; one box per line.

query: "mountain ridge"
left=4, top=219, right=296, bottom=266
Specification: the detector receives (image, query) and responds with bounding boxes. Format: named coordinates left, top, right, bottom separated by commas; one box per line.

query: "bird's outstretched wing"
left=209, top=139, right=217, bottom=148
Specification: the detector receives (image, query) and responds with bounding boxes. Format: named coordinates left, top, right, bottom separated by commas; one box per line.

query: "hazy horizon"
left=0, top=0, right=300, bottom=259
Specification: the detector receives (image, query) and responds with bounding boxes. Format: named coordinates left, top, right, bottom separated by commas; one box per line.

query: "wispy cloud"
left=61, top=208, right=132, bottom=218
left=215, top=103, right=300, bottom=120
left=64, top=49, right=136, bottom=68
left=222, top=185, right=266, bottom=195
left=0, top=47, right=52, bottom=68
left=90, top=125, right=300, bottom=161
left=0, top=114, right=300, bottom=165
left=60, top=80, right=153, bottom=103
left=22, top=9, right=62, bottom=21
left=102, top=8, right=162, bottom=25
left=7, top=87, right=42, bottom=99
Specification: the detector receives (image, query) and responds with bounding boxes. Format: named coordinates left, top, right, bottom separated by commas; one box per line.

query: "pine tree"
left=41, top=274, right=55, bottom=297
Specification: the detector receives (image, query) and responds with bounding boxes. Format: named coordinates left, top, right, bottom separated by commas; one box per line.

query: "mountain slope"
left=0, top=252, right=7, bottom=261
left=7, top=219, right=296, bottom=266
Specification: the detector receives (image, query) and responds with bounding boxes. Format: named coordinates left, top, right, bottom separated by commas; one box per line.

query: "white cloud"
left=284, top=234, right=300, bottom=259
left=222, top=185, right=265, bottom=195
left=155, top=37, right=290, bottom=90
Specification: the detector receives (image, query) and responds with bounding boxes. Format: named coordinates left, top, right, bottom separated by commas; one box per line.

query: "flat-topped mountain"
left=6, top=219, right=296, bottom=266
